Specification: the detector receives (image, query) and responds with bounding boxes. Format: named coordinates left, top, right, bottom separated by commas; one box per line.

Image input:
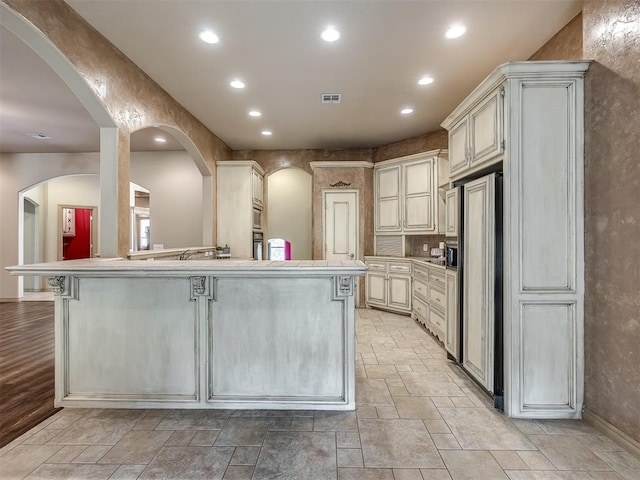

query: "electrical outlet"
left=422, top=244, right=429, bottom=252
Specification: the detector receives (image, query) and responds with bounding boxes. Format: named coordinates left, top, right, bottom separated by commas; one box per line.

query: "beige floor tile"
left=440, top=450, right=509, bottom=480
left=139, top=446, right=234, bottom=479
left=491, top=451, right=530, bottom=470
left=0, top=445, right=62, bottom=479
left=45, top=445, right=87, bottom=463
left=516, top=451, right=557, bottom=470
left=359, top=418, right=443, bottom=468
left=439, top=408, right=535, bottom=450
left=595, top=450, right=640, bottom=480
left=576, top=435, right=626, bottom=453
left=99, top=430, right=173, bottom=464
left=156, top=409, right=229, bottom=431
left=165, top=430, right=197, bottom=446
left=431, top=397, right=456, bottom=408
left=424, top=419, right=452, bottom=434
left=189, top=430, right=220, bottom=446
left=47, top=417, right=136, bottom=445
left=21, top=429, right=64, bottom=445
left=534, top=420, right=601, bottom=436
left=388, top=385, right=411, bottom=397
left=527, top=435, right=611, bottom=471
left=25, top=463, right=119, bottom=479
left=214, top=418, right=271, bottom=447
left=587, top=472, right=627, bottom=480
left=504, top=471, right=592, bottom=479
left=314, top=411, right=358, bottom=431
left=338, top=448, right=364, bottom=467
left=132, top=416, right=165, bottom=431
left=355, top=379, right=395, bottom=407
left=72, top=445, right=111, bottom=463
left=376, top=406, right=399, bottom=418
left=420, top=469, right=453, bottom=479
left=394, top=396, right=441, bottom=420
left=337, top=432, right=361, bottom=449
left=338, top=467, right=395, bottom=479
left=222, top=465, right=254, bottom=480
left=510, top=419, right=546, bottom=435
left=109, top=464, right=147, bottom=480
left=289, top=416, right=314, bottom=431
left=450, top=396, right=476, bottom=408
left=431, top=433, right=461, bottom=449
left=401, top=372, right=465, bottom=397
left=393, top=468, right=424, bottom=479
left=230, top=446, right=260, bottom=465
left=356, top=406, right=378, bottom=419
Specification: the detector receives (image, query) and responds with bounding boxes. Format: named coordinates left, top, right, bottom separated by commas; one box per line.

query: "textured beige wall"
left=3, top=0, right=231, bottom=256
left=582, top=0, right=640, bottom=443
left=233, top=149, right=373, bottom=175
left=529, top=12, right=583, bottom=61
left=372, top=129, right=448, bottom=163
left=530, top=2, right=640, bottom=443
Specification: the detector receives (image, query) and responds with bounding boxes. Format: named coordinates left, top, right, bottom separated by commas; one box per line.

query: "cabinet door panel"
left=404, top=195, right=432, bottom=231
left=377, top=167, right=400, bottom=198
left=367, top=273, right=387, bottom=305
left=377, top=199, right=401, bottom=231
left=471, top=88, right=503, bottom=167
left=445, top=270, right=459, bottom=358
left=388, top=275, right=411, bottom=310
left=463, top=174, right=495, bottom=393
left=404, top=160, right=432, bottom=196
left=445, top=188, right=459, bottom=237
left=449, top=118, right=468, bottom=176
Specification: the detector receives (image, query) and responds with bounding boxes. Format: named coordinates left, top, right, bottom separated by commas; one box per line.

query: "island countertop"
left=7, top=258, right=368, bottom=277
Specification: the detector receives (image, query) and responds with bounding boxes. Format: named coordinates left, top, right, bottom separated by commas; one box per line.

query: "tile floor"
left=1, top=308, right=638, bottom=480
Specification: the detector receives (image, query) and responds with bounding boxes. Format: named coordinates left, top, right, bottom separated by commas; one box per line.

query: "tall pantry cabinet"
left=441, top=61, right=591, bottom=419
left=216, top=161, right=265, bottom=259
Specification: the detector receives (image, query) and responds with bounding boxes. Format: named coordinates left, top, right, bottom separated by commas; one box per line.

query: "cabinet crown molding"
left=310, top=161, right=374, bottom=169
left=441, top=60, right=591, bottom=129
left=217, top=160, right=265, bottom=176
left=374, top=149, right=448, bottom=168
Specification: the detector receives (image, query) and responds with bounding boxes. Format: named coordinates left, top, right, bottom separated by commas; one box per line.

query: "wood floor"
left=0, top=301, right=59, bottom=448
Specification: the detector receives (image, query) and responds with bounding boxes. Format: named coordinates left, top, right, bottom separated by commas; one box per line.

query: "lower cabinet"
left=411, top=261, right=446, bottom=342
left=445, top=269, right=459, bottom=360
left=365, top=257, right=412, bottom=314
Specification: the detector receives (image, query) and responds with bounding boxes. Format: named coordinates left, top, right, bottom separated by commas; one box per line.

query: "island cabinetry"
left=365, top=257, right=412, bottom=314
left=217, top=161, right=265, bottom=258
left=8, top=259, right=366, bottom=410
left=448, top=86, right=504, bottom=181
left=374, top=150, right=448, bottom=236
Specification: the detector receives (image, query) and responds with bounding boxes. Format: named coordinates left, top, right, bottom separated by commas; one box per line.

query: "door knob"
left=349, top=253, right=355, bottom=259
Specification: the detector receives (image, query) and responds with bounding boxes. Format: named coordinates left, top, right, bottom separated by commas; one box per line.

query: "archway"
left=266, top=168, right=313, bottom=260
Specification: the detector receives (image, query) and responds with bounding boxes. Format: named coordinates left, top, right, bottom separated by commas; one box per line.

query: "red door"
left=62, top=209, right=92, bottom=260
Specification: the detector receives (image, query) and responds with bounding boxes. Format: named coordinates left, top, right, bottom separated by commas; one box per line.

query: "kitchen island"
left=6, top=259, right=366, bottom=410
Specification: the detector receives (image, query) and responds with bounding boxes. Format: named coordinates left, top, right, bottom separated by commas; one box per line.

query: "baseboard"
left=583, top=408, right=640, bottom=457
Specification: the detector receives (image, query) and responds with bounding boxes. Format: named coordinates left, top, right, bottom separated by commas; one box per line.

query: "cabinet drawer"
left=413, top=297, right=428, bottom=323
left=366, top=261, right=388, bottom=272
left=429, top=286, right=446, bottom=311
left=413, top=266, right=429, bottom=281
left=413, top=279, right=428, bottom=302
left=430, top=307, right=445, bottom=333
left=429, top=270, right=446, bottom=289
left=389, top=262, right=412, bottom=274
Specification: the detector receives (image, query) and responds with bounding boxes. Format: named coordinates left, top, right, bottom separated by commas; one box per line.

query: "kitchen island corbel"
left=7, top=259, right=367, bottom=411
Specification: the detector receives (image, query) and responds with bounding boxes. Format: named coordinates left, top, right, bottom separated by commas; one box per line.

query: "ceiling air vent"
left=321, top=93, right=341, bottom=104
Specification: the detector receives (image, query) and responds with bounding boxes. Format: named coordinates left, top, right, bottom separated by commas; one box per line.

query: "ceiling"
left=0, top=0, right=583, bottom=154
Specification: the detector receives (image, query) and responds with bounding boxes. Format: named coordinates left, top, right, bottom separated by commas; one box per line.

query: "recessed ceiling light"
left=418, top=76, right=434, bottom=86
left=199, top=30, right=219, bottom=44
left=154, top=136, right=167, bottom=143
left=261, top=130, right=272, bottom=136
left=401, top=108, right=414, bottom=115
left=249, top=110, right=261, bottom=117
left=445, top=24, right=466, bottom=39
left=26, top=132, right=51, bottom=140
left=321, top=26, right=340, bottom=42
left=230, top=79, right=245, bottom=89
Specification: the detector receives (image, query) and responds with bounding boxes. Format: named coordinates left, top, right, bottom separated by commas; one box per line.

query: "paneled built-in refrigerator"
left=458, top=171, right=503, bottom=409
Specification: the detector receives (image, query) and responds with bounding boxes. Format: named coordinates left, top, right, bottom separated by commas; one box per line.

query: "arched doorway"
left=266, top=168, right=312, bottom=260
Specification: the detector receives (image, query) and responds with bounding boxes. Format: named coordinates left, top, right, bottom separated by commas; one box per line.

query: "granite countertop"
left=6, top=258, right=368, bottom=277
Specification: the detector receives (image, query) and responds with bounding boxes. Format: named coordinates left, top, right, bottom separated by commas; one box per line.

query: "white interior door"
left=324, top=191, right=358, bottom=261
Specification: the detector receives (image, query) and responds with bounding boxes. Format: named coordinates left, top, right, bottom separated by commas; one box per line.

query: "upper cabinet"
left=447, top=86, right=505, bottom=180
left=374, top=150, right=448, bottom=235
left=251, top=168, right=264, bottom=207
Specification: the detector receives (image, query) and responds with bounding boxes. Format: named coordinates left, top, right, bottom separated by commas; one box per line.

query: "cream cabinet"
left=442, top=61, right=590, bottom=419
left=374, top=150, right=447, bottom=235
left=411, top=260, right=446, bottom=341
left=216, top=161, right=265, bottom=259
left=445, top=187, right=459, bottom=238
left=445, top=269, right=459, bottom=360
left=364, top=257, right=412, bottom=314
left=448, top=86, right=504, bottom=180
